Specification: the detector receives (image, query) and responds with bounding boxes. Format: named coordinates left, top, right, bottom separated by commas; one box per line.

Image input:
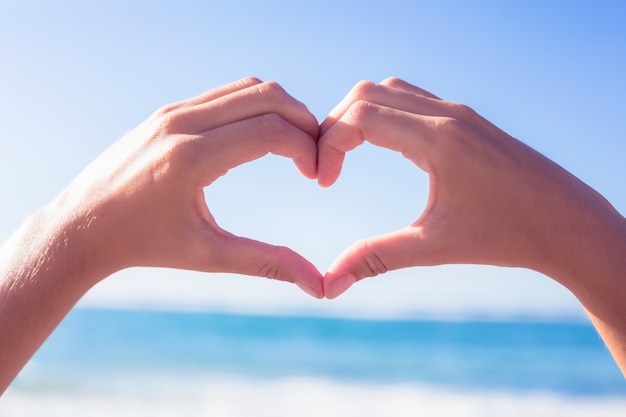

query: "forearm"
left=0, top=78, right=324, bottom=393
left=536, top=187, right=626, bottom=373
left=573, top=217, right=626, bottom=373
left=0, top=205, right=108, bottom=393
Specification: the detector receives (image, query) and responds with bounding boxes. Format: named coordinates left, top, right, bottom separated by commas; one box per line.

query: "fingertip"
left=299, top=167, right=318, bottom=181
left=323, top=272, right=357, bottom=299
left=294, top=157, right=318, bottom=180
left=218, top=237, right=324, bottom=298
left=317, top=175, right=337, bottom=188
left=317, top=117, right=363, bottom=189
left=293, top=263, right=324, bottom=299
left=316, top=144, right=344, bottom=188
left=296, top=280, right=324, bottom=299
left=319, top=115, right=338, bottom=136
left=318, top=165, right=342, bottom=187
left=283, top=251, right=324, bottom=299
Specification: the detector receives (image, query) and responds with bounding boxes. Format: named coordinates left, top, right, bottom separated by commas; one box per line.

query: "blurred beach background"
left=1, top=1, right=625, bottom=415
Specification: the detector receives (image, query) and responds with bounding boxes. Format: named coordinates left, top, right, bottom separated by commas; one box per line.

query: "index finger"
left=379, top=77, right=441, bottom=99
left=317, top=102, right=440, bottom=187
left=320, top=80, right=441, bottom=137
left=166, top=81, right=320, bottom=141
left=184, top=113, right=319, bottom=183
left=154, top=76, right=265, bottom=115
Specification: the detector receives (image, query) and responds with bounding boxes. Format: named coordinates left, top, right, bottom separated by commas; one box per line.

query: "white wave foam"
left=2, top=375, right=625, bottom=417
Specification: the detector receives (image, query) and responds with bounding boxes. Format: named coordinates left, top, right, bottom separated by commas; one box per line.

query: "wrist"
left=0, top=200, right=110, bottom=392
left=26, top=195, right=116, bottom=289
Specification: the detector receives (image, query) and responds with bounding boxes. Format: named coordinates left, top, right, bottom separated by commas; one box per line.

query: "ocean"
left=2, top=308, right=625, bottom=416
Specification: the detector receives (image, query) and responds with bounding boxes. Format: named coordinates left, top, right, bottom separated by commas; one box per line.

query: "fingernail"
left=325, top=273, right=357, bottom=299
left=296, top=281, right=323, bottom=299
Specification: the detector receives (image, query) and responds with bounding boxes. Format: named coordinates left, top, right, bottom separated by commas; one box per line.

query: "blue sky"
left=1, top=1, right=625, bottom=319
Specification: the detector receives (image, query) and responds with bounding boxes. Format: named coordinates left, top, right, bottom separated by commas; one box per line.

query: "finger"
left=317, top=102, right=441, bottom=187
left=164, top=81, right=319, bottom=141
left=376, top=79, right=496, bottom=139
left=379, top=77, right=441, bottom=100
left=211, top=234, right=324, bottom=299
left=187, top=76, right=265, bottom=106
left=320, top=80, right=444, bottom=136
left=316, top=116, right=364, bottom=188
left=324, top=227, right=438, bottom=299
left=155, top=76, right=264, bottom=114
left=187, top=113, right=318, bottom=181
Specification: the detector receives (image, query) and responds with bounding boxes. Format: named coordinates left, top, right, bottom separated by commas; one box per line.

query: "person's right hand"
left=317, top=77, right=626, bottom=304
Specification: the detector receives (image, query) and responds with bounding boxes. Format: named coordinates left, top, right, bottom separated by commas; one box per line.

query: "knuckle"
left=255, top=80, right=287, bottom=100
left=449, top=102, right=478, bottom=121
left=154, top=102, right=176, bottom=116
left=380, top=76, right=403, bottom=87
left=346, top=99, right=376, bottom=123
left=258, top=263, right=281, bottom=281
left=434, top=116, right=473, bottom=158
left=436, top=116, right=465, bottom=137
left=355, top=238, right=389, bottom=277
left=257, top=113, right=287, bottom=138
left=350, top=80, right=377, bottom=100
left=239, top=76, right=263, bottom=87
left=154, top=110, right=184, bottom=136
left=150, top=100, right=194, bottom=136
left=257, top=245, right=293, bottom=282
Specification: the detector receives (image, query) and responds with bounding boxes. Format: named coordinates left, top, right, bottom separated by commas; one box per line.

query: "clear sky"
left=1, top=1, right=625, bottom=319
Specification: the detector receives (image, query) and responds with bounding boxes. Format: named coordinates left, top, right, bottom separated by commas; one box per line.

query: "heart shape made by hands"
left=206, top=143, right=429, bottom=297
left=199, top=77, right=564, bottom=301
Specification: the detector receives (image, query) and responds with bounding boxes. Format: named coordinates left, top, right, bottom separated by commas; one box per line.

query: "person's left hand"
left=51, top=77, right=324, bottom=297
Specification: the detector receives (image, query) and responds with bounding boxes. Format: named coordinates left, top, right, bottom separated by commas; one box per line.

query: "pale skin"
left=0, top=77, right=324, bottom=393
left=318, top=77, right=626, bottom=374
left=1, top=77, right=626, bottom=394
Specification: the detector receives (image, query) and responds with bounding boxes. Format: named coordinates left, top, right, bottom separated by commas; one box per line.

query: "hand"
left=317, top=77, right=625, bottom=302
left=0, top=77, right=327, bottom=393
left=51, top=77, right=324, bottom=297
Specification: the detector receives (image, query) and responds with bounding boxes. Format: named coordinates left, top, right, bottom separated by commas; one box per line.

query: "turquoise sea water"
left=3, top=308, right=626, bottom=416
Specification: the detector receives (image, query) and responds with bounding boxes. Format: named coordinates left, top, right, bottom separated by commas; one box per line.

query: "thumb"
left=324, top=226, right=439, bottom=299
left=211, top=234, right=324, bottom=299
